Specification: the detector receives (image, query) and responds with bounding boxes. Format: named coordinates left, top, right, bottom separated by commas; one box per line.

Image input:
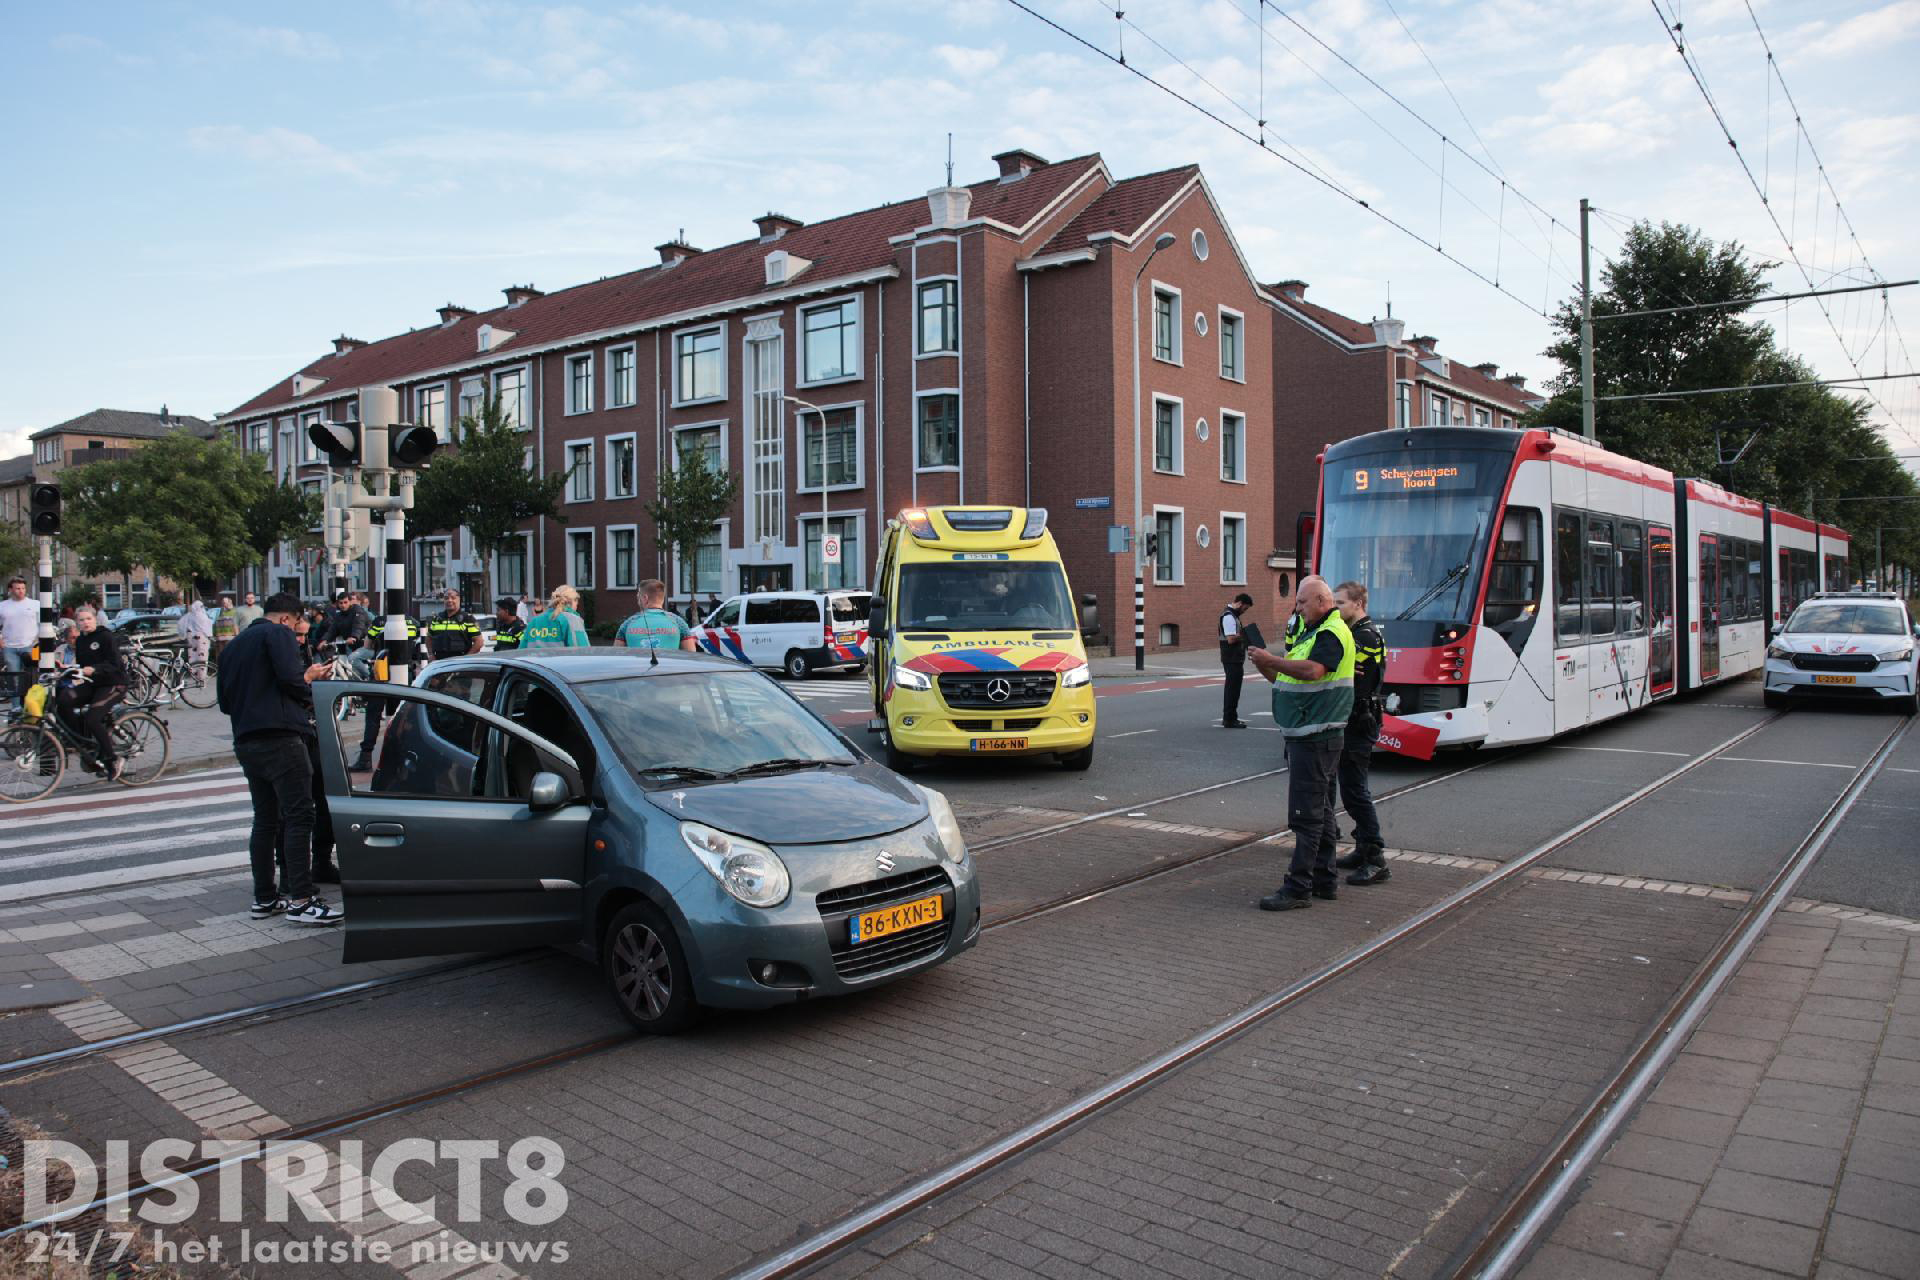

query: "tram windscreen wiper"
left=1396, top=560, right=1472, bottom=620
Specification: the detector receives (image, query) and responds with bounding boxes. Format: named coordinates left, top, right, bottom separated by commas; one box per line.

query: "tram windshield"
left=1319, top=444, right=1512, bottom=631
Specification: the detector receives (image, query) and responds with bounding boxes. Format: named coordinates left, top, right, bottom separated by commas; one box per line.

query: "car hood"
left=642, top=761, right=927, bottom=844
left=1771, top=634, right=1905, bottom=656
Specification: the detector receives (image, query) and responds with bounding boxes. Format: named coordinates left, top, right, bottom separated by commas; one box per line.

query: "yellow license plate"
left=850, top=893, right=944, bottom=944
left=970, top=737, right=1029, bottom=752
left=1813, top=674, right=1856, bottom=685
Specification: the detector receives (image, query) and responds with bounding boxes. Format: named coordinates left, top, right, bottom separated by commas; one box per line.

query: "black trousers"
left=1221, top=647, right=1245, bottom=723
left=236, top=733, right=315, bottom=903
left=1320, top=722, right=1384, bottom=860
left=1281, top=737, right=1343, bottom=896
left=57, top=682, right=124, bottom=765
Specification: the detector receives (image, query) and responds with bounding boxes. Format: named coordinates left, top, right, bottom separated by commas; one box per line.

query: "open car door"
left=313, top=682, right=591, bottom=963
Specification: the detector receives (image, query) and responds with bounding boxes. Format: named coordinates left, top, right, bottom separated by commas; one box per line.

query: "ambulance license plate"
left=970, top=737, right=1029, bottom=752
left=1813, top=674, right=1856, bottom=685
left=850, top=893, right=944, bottom=944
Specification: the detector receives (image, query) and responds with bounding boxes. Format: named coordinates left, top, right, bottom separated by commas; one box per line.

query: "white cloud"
left=187, top=126, right=369, bottom=180
left=1801, top=0, right=1920, bottom=58
left=933, top=43, right=1002, bottom=76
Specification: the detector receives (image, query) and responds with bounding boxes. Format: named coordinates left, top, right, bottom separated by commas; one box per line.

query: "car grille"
left=817, top=866, right=954, bottom=981
left=1791, top=653, right=1878, bottom=673
left=938, top=671, right=1056, bottom=710
left=953, top=717, right=1045, bottom=732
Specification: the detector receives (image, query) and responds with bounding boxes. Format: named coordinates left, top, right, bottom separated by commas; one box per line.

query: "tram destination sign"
left=1340, top=461, right=1479, bottom=495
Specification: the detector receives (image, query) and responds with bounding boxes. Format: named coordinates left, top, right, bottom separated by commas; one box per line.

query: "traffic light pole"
left=35, top=536, right=54, bottom=677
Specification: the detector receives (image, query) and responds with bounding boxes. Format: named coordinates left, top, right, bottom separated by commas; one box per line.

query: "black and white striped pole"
left=27, top=481, right=60, bottom=677
left=35, top=537, right=55, bottom=676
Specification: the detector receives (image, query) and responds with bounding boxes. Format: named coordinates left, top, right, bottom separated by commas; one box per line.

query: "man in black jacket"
left=60, top=606, right=128, bottom=779
left=1327, top=581, right=1391, bottom=885
left=216, top=593, right=340, bottom=925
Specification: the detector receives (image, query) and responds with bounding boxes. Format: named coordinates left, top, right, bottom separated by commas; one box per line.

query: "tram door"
left=1552, top=510, right=1589, bottom=734
left=1649, top=526, right=1675, bottom=696
left=1698, top=534, right=1721, bottom=681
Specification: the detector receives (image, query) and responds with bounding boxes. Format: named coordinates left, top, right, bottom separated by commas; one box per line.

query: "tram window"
left=1484, top=506, right=1542, bottom=651
left=1554, top=511, right=1585, bottom=641
left=1744, top=544, right=1763, bottom=621
left=1650, top=529, right=1674, bottom=628
left=1618, top=522, right=1646, bottom=635
left=1586, top=515, right=1616, bottom=638
left=1701, top=538, right=1721, bottom=623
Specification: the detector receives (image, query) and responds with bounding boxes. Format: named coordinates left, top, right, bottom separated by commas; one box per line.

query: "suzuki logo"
left=875, top=851, right=896, bottom=873
left=986, top=677, right=1012, bottom=702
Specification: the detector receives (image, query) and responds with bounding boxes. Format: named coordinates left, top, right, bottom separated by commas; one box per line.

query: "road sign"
left=823, top=535, right=842, bottom=565
left=1075, top=496, right=1112, bottom=509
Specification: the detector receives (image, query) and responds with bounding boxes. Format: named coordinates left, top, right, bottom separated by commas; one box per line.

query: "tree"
left=0, top=524, right=32, bottom=584
left=62, top=434, right=280, bottom=598
left=646, top=448, right=739, bottom=597
left=245, top=478, right=322, bottom=573
left=410, top=394, right=565, bottom=603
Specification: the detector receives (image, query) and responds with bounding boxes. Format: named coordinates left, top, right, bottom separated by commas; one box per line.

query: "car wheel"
left=603, top=901, right=697, bottom=1035
left=1059, top=743, right=1095, bottom=771
left=882, top=733, right=920, bottom=774
left=785, top=650, right=811, bottom=680
left=1762, top=690, right=1789, bottom=710
left=1897, top=693, right=1919, bottom=717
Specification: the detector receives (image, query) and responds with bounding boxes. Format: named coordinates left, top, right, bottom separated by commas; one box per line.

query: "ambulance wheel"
left=785, top=650, right=811, bottom=680
left=1058, top=744, right=1095, bottom=772
left=883, top=735, right=920, bottom=773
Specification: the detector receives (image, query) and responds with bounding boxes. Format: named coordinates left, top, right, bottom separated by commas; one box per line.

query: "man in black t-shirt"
left=59, top=606, right=128, bottom=778
left=1219, top=592, right=1255, bottom=728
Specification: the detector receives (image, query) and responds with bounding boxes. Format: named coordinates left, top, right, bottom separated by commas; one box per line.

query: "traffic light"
left=309, top=420, right=361, bottom=467
left=389, top=425, right=438, bottom=468
left=29, top=483, right=60, bottom=536
left=1145, top=532, right=1160, bottom=561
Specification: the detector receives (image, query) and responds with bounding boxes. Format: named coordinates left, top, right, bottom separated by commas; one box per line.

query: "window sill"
left=1152, top=465, right=1184, bottom=477
left=608, top=489, right=637, bottom=502
left=1220, top=577, right=1248, bottom=587
left=606, top=398, right=638, bottom=411
left=672, top=395, right=727, bottom=409
left=1151, top=576, right=1185, bottom=588
left=562, top=406, right=594, bottom=417
left=797, top=481, right=867, bottom=496
left=1151, top=355, right=1183, bottom=368
left=797, top=373, right=863, bottom=389
left=914, top=349, right=959, bottom=361
left=1219, top=372, right=1246, bottom=385
left=914, top=465, right=960, bottom=474
left=1220, top=475, right=1248, bottom=485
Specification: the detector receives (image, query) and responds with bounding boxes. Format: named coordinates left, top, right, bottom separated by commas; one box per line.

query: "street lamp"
left=781, top=393, right=831, bottom=591
left=1131, top=231, right=1178, bottom=671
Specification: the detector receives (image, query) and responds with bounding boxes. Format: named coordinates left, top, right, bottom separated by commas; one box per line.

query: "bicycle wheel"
left=121, top=660, right=156, bottom=707
left=110, top=711, right=171, bottom=787
left=178, top=665, right=218, bottom=709
left=0, top=723, right=64, bottom=803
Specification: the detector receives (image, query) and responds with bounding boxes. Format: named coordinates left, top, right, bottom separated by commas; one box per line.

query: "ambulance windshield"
left=898, top=563, right=1077, bottom=631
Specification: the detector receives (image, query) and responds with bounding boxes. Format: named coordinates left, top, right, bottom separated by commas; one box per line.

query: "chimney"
left=159, top=403, right=170, bottom=424
left=332, top=335, right=367, bottom=355
left=926, top=184, right=972, bottom=229
left=657, top=239, right=701, bottom=267
left=1503, top=373, right=1529, bottom=390
left=1370, top=316, right=1406, bottom=347
left=754, top=212, right=803, bottom=241
left=1473, top=361, right=1498, bottom=377
left=764, top=249, right=814, bottom=288
left=992, top=148, right=1048, bottom=182
left=1410, top=334, right=1438, bottom=353
left=1273, top=279, right=1308, bottom=301
left=503, top=284, right=544, bottom=307
left=437, top=304, right=474, bottom=326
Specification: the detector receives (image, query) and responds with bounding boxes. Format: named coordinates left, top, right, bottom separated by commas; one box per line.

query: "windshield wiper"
left=638, top=763, right=727, bottom=781
left=1395, top=561, right=1472, bottom=621
left=721, top=757, right=845, bottom=779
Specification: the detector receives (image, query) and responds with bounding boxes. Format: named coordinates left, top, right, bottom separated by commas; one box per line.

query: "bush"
left=589, top=620, right=619, bottom=644
left=60, top=582, right=96, bottom=610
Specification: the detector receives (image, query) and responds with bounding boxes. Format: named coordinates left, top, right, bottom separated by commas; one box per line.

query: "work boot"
left=1347, top=845, right=1390, bottom=886
left=1258, top=889, right=1311, bottom=911
left=1311, top=884, right=1338, bottom=901
left=1333, top=849, right=1368, bottom=871
left=348, top=752, right=374, bottom=773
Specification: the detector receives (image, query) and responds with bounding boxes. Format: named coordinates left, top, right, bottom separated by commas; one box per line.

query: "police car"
left=692, top=590, right=870, bottom=680
left=1763, top=591, right=1919, bottom=714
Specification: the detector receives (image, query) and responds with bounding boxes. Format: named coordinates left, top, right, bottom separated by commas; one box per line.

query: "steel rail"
left=724, top=715, right=1784, bottom=1280
left=1455, top=714, right=1914, bottom=1279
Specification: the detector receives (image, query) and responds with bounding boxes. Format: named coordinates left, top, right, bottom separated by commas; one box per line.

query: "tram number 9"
left=1354, top=469, right=1369, bottom=492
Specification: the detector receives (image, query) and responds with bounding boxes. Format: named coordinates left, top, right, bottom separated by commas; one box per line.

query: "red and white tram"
left=1313, top=427, right=1851, bottom=756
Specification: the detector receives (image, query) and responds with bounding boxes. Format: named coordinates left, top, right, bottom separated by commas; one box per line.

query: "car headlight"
left=679, top=822, right=791, bottom=908
left=892, top=664, right=932, bottom=692
left=1878, top=646, right=1914, bottom=663
left=1766, top=643, right=1791, bottom=660
left=918, top=784, right=968, bottom=865
left=1060, top=664, right=1092, bottom=688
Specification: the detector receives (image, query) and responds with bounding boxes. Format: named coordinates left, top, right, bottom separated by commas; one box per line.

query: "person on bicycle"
left=59, top=605, right=129, bottom=780
left=318, top=589, right=370, bottom=660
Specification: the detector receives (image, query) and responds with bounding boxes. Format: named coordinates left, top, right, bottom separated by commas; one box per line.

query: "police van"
left=692, top=590, right=870, bottom=679
left=866, top=506, right=1096, bottom=771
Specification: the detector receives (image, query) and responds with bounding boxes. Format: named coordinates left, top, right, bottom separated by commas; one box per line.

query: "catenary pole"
left=1580, top=197, right=1596, bottom=442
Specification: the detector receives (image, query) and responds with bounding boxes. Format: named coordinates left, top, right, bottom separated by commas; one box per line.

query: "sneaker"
left=250, top=897, right=291, bottom=918
left=285, top=897, right=345, bottom=926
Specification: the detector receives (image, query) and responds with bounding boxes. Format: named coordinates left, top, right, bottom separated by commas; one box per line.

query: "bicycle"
left=124, top=639, right=218, bottom=710
left=0, top=668, right=172, bottom=803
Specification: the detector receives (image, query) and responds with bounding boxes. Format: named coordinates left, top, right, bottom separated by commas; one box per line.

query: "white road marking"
left=0, top=853, right=248, bottom=904
left=1, top=790, right=250, bottom=834
left=2, top=832, right=247, bottom=872
left=0, top=806, right=249, bottom=852
left=1550, top=745, right=1691, bottom=757
left=1107, top=729, right=1159, bottom=739
left=2, top=772, right=248, bottom=812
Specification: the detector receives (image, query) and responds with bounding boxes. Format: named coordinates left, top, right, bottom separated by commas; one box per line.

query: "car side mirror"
left=528, top=771, right=570, bottom=812
left=1768, top=622, right=1781, bottom=638
left=867, top=597, right=889, bottom=639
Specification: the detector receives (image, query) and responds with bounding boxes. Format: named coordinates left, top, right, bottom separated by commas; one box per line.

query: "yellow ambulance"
left=865, top=506, right=1097, bottom=771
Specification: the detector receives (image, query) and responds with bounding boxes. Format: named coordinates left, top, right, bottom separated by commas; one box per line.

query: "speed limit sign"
left=822, top=534, right=842, bottom=565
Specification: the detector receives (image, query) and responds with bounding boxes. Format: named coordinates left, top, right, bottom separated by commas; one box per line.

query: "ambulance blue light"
left=1020, top=508, right=1049, bottom=538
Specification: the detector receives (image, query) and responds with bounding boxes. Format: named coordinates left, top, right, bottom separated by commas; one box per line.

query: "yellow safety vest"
left=1271, top=611, right=1357, bottom=740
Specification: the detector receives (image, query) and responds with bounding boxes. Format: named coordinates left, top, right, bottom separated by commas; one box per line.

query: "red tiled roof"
left=1270, top=293, right=1376, bottom=345
left=1036, top=165, right=1198, bottom=254
left=223, top=156, right=1106, bottom=420
left=1270, top=289, right=1534, bottom=410
left=1439, top=359, right=1534, bottom=411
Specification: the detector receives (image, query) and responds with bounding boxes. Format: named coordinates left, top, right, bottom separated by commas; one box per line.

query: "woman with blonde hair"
left=520, top=584, right=590, bottom=649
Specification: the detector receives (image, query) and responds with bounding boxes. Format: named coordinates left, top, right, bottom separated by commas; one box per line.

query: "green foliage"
left=62, top=434, right=281, bottom=592
left=646, top=450, right=738, bottom=593
left=589, top=619, right=619, bottom=643
left=0, top=523, right=32, bottom=582
left=411, top=394, right=565, bottom=600
left=1527, top=219, right=1920, bottom=575
left=61, top=581, right=95, bottom=609
left=245, top=479, right=322, bottom=563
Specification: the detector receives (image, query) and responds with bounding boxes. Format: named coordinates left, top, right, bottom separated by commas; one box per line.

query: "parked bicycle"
left=123, top=639, right=218, bottom=710
left=0, top=668, right=172, bottom=802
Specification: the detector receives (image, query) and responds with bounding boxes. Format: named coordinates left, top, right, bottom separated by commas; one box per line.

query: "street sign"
left=1075, top=496, right=1112, bottom=510
left=1107, top=525, right=1131, bottom=554
left=822, top=534, right=842, bottom=565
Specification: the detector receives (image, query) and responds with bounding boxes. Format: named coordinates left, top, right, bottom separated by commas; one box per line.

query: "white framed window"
left=415, top=384, right=449, bottom=442
left=606, top=343, right=637, bottom=409
left=565, top=353, right=594, bottom=415
left=567, top=528, right=595, bottom=588
left=417, top=538, right=450, bottom=595
left=799, top=511, right=865, bottom=591
left=458, top=376, right=483, bottom=427
left=800, top=295, right=861, bottom=385
left=674, top=421, right=725, bottom=473
left=917, top=278, right=958, bottom=355
left=1396, top=381, right=1413, bottom=429
left=103, top=581, right=123, bottom=611
left=564, top=440, right=594, bottom=504
left=673, top=323, right=726, bottom=404
left=494, top=533, right=532, bottom=599
left=1501, top=415, right=1515, bottom=430
left=1218, top=307, right=1244, bottom=381
left=1151, top=282, right=1181, bottom=364
left=247, top=422, right=270, bottom=454
left=1427, top=392, right=1451, bottom=426
left=34, top=438, right=56, bottom=464
left=1152, top=394, right=1183, bottom=475
left=677, top=520, right=726, bottom=597
left=797, top=404, right=863, bottom=492
left=493, top=367, right=529, bottom=429
left=607, top=525, right=638, bottom=590
left=299, top=411, right=322, bottom=463
left=606, top=433, right=637, bottom=499
left=1152, top=507, right=1184, bottom=585
left=277, top=421, right=295, bottom=480
left=915, top=391, right=959, bottom=471
left=1219, top=512, right=1247, bottom=585
left=1220, top=410, right=1245, bottom=483
left=1473, top=406, right=1492, bottom=428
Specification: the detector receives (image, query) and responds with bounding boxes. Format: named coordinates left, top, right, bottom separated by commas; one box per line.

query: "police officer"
left=1249, top=576, right=1356, bottom=911
left=1219, top=592, right=1254, bottom=729
left=492, top=597, right=526, bottom=651
left=1326, top=581, right=1390, bottom=885
left=424, top=589, right=482, bottom=665
left=617, top=578, right=698, bottom=651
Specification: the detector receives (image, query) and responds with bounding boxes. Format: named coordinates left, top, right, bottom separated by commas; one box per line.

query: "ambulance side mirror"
left=867, top=597, right=889, bottom=639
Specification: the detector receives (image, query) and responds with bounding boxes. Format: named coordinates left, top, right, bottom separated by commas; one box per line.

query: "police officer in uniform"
left=1249, top=576, right=1356, bottom=911
left=1219, top=592, right=1254, bottom=728
left=424, top=590, right=482, bottom=666
left=1325, top=581, right=1390, bottom=885
left=492, top=597, right=526, bottom=651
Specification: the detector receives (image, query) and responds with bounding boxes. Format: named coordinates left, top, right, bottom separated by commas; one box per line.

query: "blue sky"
left=4, top=0, right=1916, bottom=461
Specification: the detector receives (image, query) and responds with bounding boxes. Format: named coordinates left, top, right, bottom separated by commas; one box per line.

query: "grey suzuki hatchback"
left=313, top=650, right=980, bottom=1033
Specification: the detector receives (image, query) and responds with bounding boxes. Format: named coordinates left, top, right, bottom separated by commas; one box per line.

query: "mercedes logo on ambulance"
left=986, top=678, right=1012, bottom=702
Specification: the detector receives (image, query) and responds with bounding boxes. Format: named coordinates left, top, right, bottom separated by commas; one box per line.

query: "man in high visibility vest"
left=1249, top=576, right=1356, bottom=911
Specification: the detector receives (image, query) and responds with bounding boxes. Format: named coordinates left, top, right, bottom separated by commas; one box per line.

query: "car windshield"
left=1784, top=603, right=1908, bottom=635
left=830, top=594, right=871, bottom=623
left=572, top=670, right=856, bottom=784
left=898, top=563, right=1075, bottom=631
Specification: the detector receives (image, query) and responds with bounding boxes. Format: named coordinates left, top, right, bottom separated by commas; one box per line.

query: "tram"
left=1312, top=426, right=1852, bottom=756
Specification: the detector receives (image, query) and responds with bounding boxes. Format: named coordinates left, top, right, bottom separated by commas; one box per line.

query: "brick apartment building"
left=216, top=147, right=1537, bottom=651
